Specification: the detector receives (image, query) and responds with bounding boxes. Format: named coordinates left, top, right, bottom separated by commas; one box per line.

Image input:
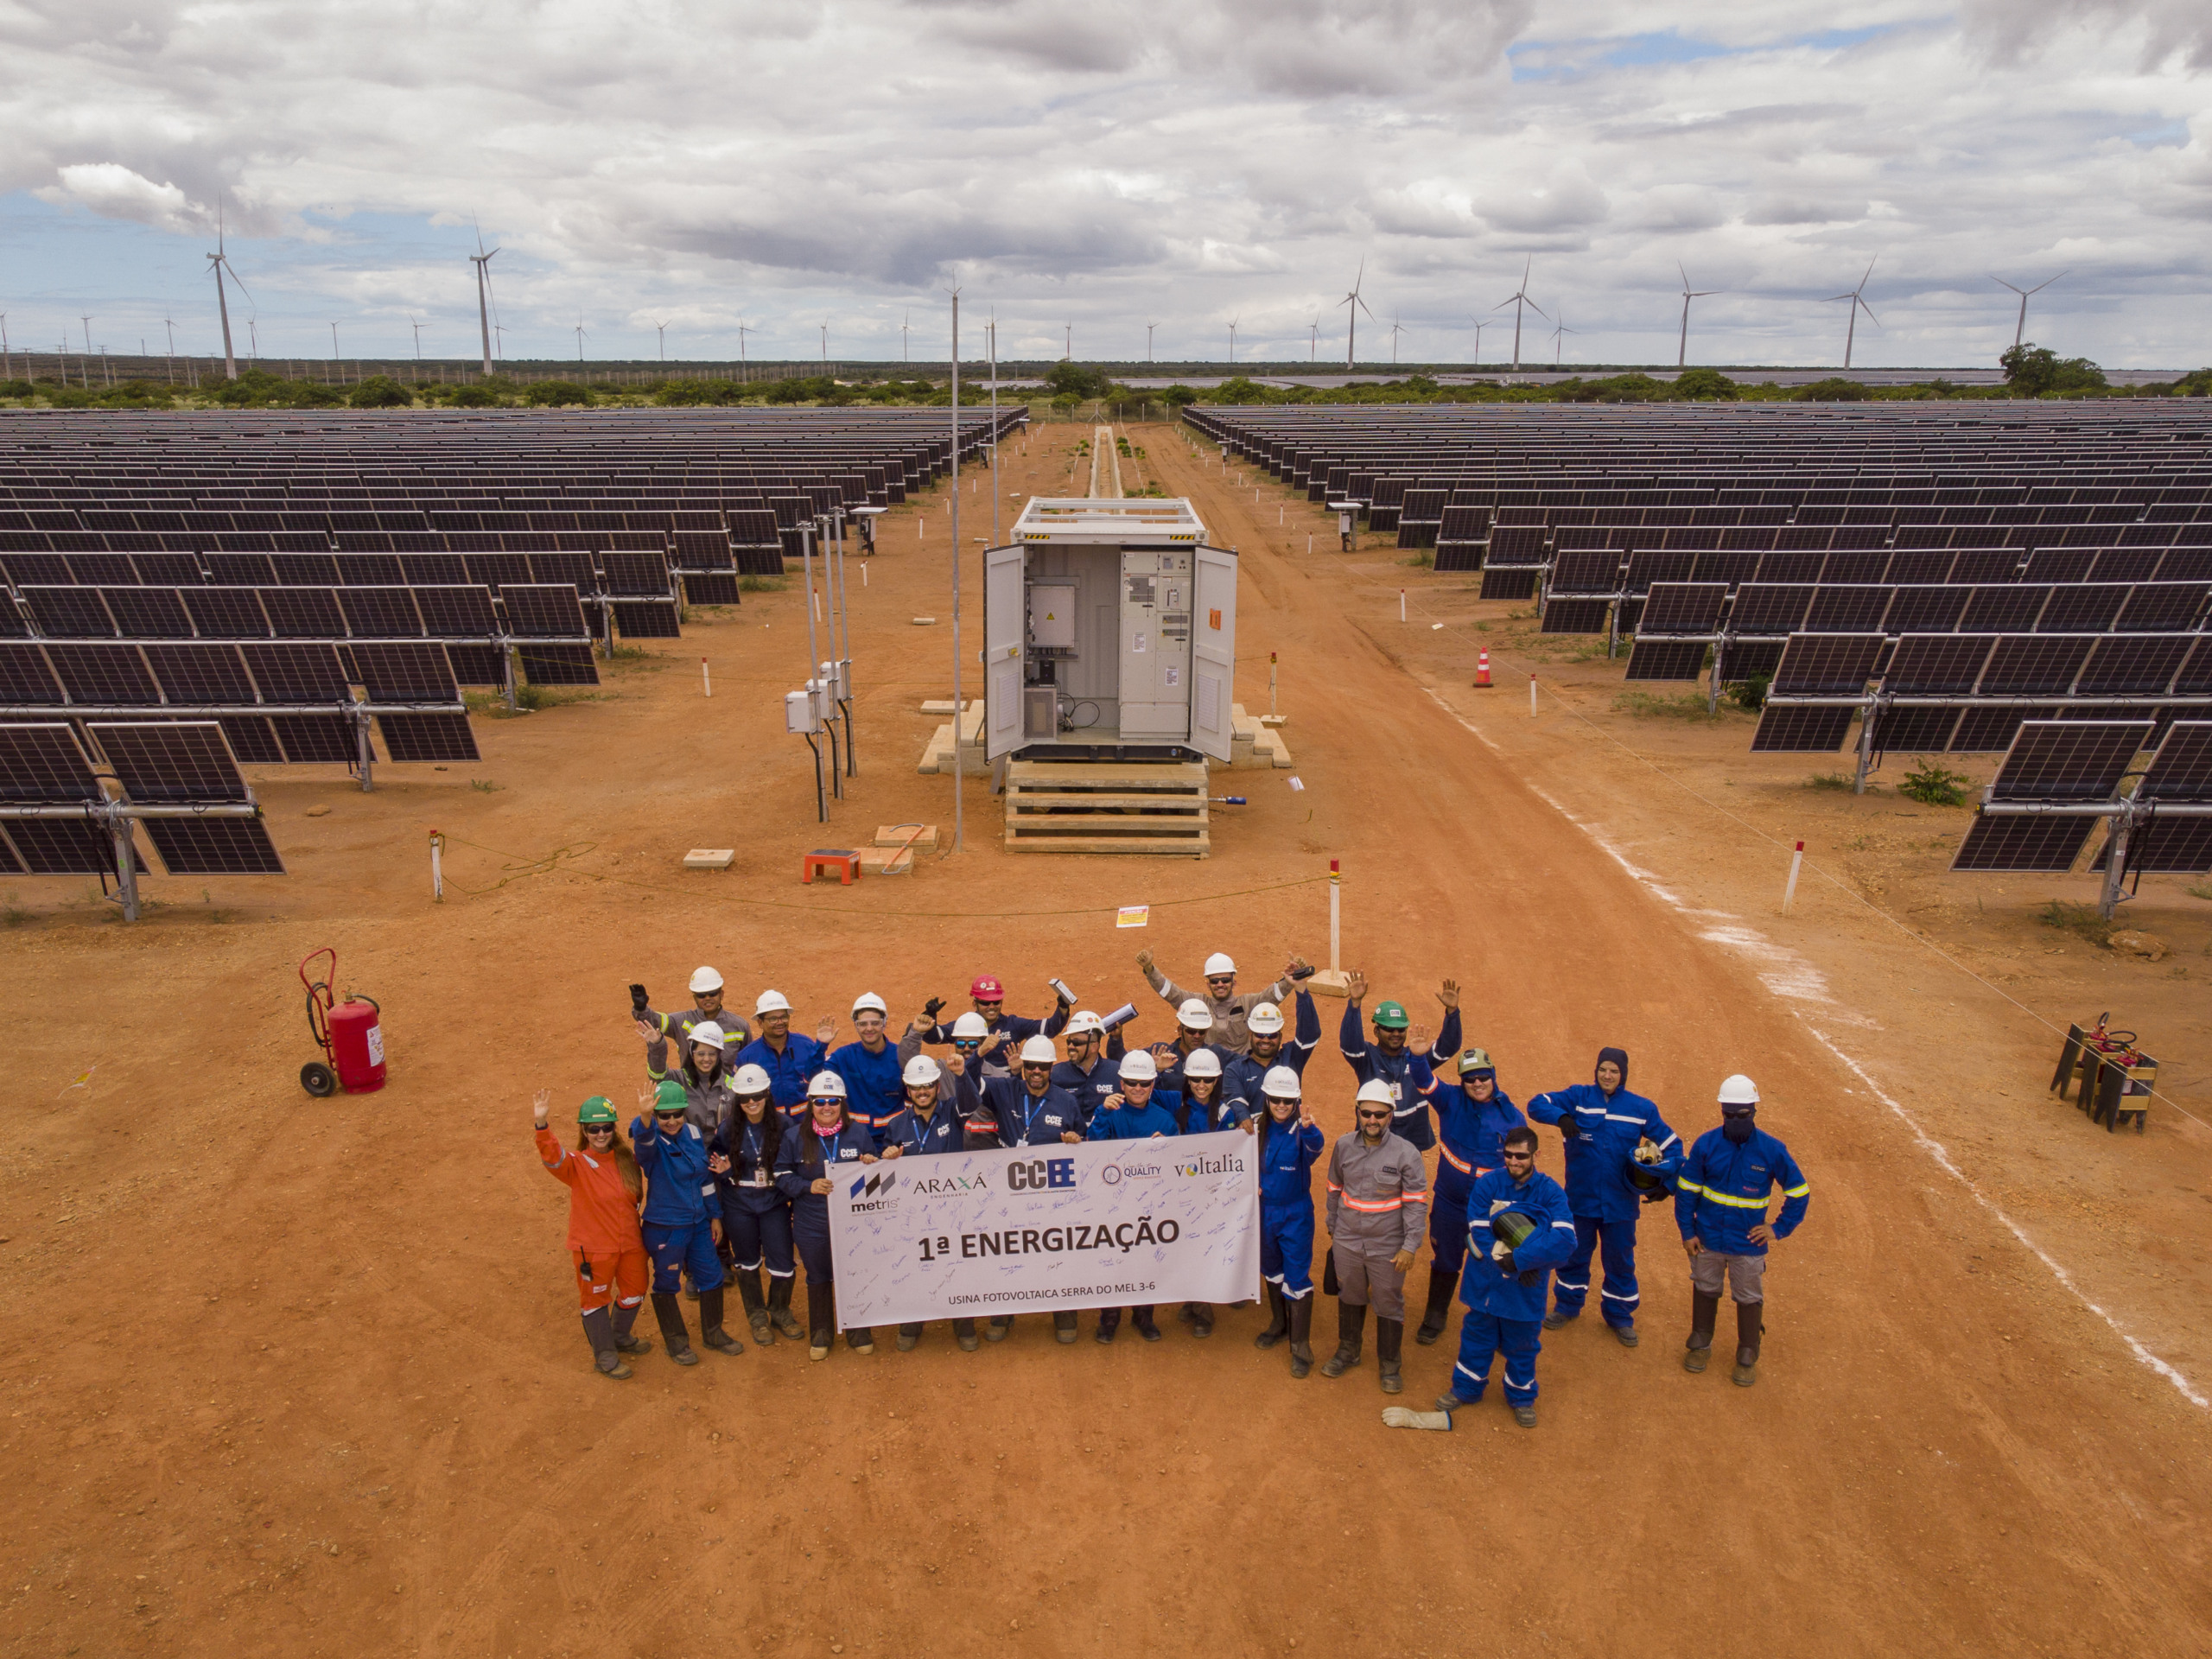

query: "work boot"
left=1376, top=1317, right=1404, bottom=1395
left=806, top=1282, right=834, bottom=1362
left=1683, top=1289, right=1720, bottom=1374
left=582, top=1308, right=631, bottom=1379
left=1612, top=1323, right=1640, bottom=1349
left=1178, top=1302, right=1200, bottom=1325
left=697, top=1287, right=743, bottom=1354
left=1133, top=1306, right=1163, bottom=1343
left=897, top=1323, right=923, bottom=1352
left=1415, top=1268, right=1459, bottom=1346
left=1321, top=1302, right=1368, bottom=1378
left=767, top=1275, right=804, bottom=1341
left=1254, top=1284, right=1289, bottom=1350
left=610, top=1300, right=652, bottom=1357
left=1096, top=1308, right=1120, bottom=1345
left=847, top=1325, right=874, bottom=1356
left=1541, top=1308, right=1578, bottom=1332
left=652, top=1293, right=697, bottom=1366
left=1512, top=1403, right=1538, bottom=1429
left=1189, top=1302, right=1214, bottom=1338
left=1287, top=1296, right=1315, bottom=1378
left=735, top=1269, right=772, bottom=1346
left=985, top=1315, right=1013, bottom=1343
left=1434, top=1391, right=1469, bottom=1413
left=1053, top=1311, right=1078, bottom=1344
left=1732, top=1300, right=1764, bottom=1388
left=954, top=1318, right=980, bottom=1352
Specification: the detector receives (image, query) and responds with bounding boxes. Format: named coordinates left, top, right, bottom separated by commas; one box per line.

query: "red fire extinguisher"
left=299, top=947, right=387, bottom=1096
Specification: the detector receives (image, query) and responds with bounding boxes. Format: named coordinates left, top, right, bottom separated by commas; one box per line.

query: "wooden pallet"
left=1003, top=760, right=1210, bottom=855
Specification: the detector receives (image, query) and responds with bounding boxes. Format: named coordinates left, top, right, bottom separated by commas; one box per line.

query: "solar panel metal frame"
left=87, top=721, right=251, bottom=803
left=1986, top=720, right=2152, bottom=801
left=1770, top=632, right=1883, bottom=696
left=1881, top=633, right=1994, bottom=695
left=499, top=583, right=590, bottom=638
left=376, top=712, right=481, bottom=763
left=2137, top=721, right=2212, bottom=803
left=1976, top=634, right=2095, bottom=696
left=1634, top=581, right=1726, bottom=634
left=141, top=817, right=285, bottom=876
left=0, top=721, right=105, bottom=802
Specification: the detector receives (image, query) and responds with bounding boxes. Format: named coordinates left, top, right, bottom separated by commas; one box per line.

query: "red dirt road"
left=2, top=422, right=2208, bottom=1658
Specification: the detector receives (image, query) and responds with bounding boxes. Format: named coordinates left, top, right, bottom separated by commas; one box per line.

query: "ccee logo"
left=1005, top=1158, right=1077, bottom=1192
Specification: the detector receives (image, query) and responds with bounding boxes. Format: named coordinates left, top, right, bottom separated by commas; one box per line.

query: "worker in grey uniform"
left=1135, top=949, right=1306, bottom=1055
left=1321, top=1077, right=1429, bottom=1394
left=635, top=966, right=752, bottom=1056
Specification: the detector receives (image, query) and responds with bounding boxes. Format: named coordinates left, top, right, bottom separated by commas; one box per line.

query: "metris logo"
left=848, top=1169, right=901, bottom=1213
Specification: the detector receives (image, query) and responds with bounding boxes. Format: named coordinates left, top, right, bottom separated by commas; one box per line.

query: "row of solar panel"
left=1493, top=502, right=2209, bottom=529
left=1488, top=526, right=2212, bottom=566
left=0, top=550, right=672, bottom=595
left=0, top=527, right=744, bottom=558
left=0, top=636, right=478, bottom=705
left=0, top=721, right=286, bottom=877
left=1, top=507, right=728, bottom=534
left=1305, top=472, right=2212, bottom=508
left=1546, top=543, right=2212, bottom=601
left=1952, top=721, right=2212, bottom=874
left=0, top=582, right=594, bottom=643
left=1573, top=579, right=2207, bottom=646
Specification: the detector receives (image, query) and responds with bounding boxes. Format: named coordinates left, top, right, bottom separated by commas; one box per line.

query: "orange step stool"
left=801, top=849, right=861, bottom=886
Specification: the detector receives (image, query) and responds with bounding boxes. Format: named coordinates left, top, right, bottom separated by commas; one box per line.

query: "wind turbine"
left=736, top=319, right=751, bottom=379
left=1228, top=317, right=1239, bottom=365
left=575, top=315, right=588, bottom=363
left=1493, top=257, right=1546, bottom=374
left=410, top=317, right=423, bottom=359
left=1, top=314, right=10, bottom=381
left=1147, top=321, right=1156, bottom=363
left=163, top=317, right=178, bottom=383
left=330, top=321, right=340, bottom=362
left=819, top=321, right=828, bottom=366
left=246, top=317, right=258, bottom=361
left=1065, top=321, right=1072, bottom=361
left=1338, top=258, right=1375, bottom=370
left=654, top=321, right=668, bottom=361
left=1389, top=314, right=1405, bottom=366
left=901, top=308, right=911, bottom=364
left=1822, top=259, right=1879, bottom=371
left=81, top=315, right=93, bottom=355
left=1991, top=270, right=2067, bottom=351
left=1551, top=310, right=1579, bottom=367
left=206, top=200, right=245, bottom=380
left=1466, top=316, right=1489, bottom=365
left=469, top=225, right=499, bottom=374
left=1676, top=264, right=1719, bottom=369
left=1308, top=317, right=1319, bottom=361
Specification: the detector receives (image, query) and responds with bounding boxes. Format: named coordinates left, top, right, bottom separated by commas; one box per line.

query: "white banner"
left=827, top=1130, right=1261, bottom=1328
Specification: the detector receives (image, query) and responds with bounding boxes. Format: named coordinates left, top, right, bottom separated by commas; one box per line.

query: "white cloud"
left=36, top=162, right=200, bottom=232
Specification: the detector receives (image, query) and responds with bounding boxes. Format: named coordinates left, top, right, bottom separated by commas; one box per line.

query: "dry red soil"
left=3, top=421, right=2209, bottom=1659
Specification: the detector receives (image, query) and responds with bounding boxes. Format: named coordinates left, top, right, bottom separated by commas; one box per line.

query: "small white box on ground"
left=683, top=849, right=736, bottom=871
left=875, top=824, right=938, bottom=850
left=912, top=616, right=938, bottom=626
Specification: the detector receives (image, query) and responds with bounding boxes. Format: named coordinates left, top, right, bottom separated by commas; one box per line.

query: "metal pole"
left=111, top=806, right=140, bottom=923
left=1708, top=633, right=1726, bottom=715
left=835, top=510, right=855, bottom=776
left=430, top=830, right=445, bottom=902
left=950, top=291, right=963, bottom=853
left=501, top=639, right=518, bottom=713
left=1853, top=696, right=1878, bottom=795
left=989, top=317, right=1000, bottom=546
left=805, top=732, right=826, bottom=823
left=802, top=523, right=821, bottom=692
left=2099, top=804, right=2134, bottom=921
left=355, top=703, right=375, bottom=792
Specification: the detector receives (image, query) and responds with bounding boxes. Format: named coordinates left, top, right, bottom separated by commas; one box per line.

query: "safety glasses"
left=1500, top=1149, right=1535, bottom=1163
left=1356, top=1107, right=1391, bottom=1122
left=583, top=1123, right=617, bottom=1135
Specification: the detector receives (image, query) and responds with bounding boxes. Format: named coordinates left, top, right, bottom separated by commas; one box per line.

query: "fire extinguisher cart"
left=299, top=947, right=387, bottom=1096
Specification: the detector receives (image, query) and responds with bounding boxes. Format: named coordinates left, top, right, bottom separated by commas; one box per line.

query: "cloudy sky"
left=2, top=0, right=2207, bottom=370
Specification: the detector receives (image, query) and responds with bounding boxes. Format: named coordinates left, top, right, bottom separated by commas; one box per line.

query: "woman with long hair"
left=713, top=1062, right=802, bottom=1347
left=1252, top=1065, right=1325, bottom=1377
left=775, top=1072, right=880, bottom=1361
left=533, top=1090, right=651, bottom=1379
left=1163, top=1049, right=1247, bottom=1338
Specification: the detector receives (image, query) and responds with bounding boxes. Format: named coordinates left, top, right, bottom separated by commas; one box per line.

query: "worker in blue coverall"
left=1437, top=1126, right=1576, bottom=1428
left=1416, top=1047, right=1528, bottom=1345
left=631, top=1079, right=741, bottom=1366
left=734, top=989, right=834, bottom=1118
left=1051, top=1009, right=1128, bottom=1128
left=825, top=992, right=905, bottom=1134
left=1675, top=1073, right=1810, bottom=1388
left=1338, top=973, right=1462, bottom=1152
left=1085, top=1050, right=1179, bottom=1344
left=1250, top=1064, right=1325, bottom=1377
left=875, top=1052, right=980, bottom=1353
left=955, top=1035, right=1086, bottom=1344
left=1222, top=992, right=1322, bottom=1114
left=774, top=1071, right=880, bottom=1362
left=1526, top=1046, right=1680, bottom=1347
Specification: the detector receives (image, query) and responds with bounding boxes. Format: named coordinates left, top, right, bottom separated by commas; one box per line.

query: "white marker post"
left=1329, top=858, right=1340, bottom=972
left=1783, top=840, right=1804, bottom=913
left=1399, top=590, right=1406, bottom=622
left=1269, top=651, right=1278, bottom=719
left=1529, top=673, right=1538, bottom=716
left=702, top=658, right=711, bottom=698
left=429, top=830, right=444, bottom=902
left=861, top=562, right=868, bottom=588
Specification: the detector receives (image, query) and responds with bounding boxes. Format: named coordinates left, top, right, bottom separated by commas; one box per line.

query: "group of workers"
left=531, top=950, right=1810, bottom=1427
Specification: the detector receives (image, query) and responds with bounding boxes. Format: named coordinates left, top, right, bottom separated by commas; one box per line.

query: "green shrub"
left=348, top=376, right=415, bottom=409
left=1897, top=760, right=1970, bottom=806
left=1614, top=690, right=1724, bottom=720
left=442, top=383, right=507, bottom=408
left=1791, top=378, right=1869, bottom=402
left=1726, top=673, right=1770, bottom=712
left=1804, top=772, right=1859, bottom=791
left=2039, top=900, right=2113, bottom=947
left=1671, top=367, right=1738, bottom=400
left=522, top=379, right=594, bottom=406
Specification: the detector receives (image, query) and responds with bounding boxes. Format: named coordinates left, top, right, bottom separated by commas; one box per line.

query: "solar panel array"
left=1952, top=719, right=2212, bottom=879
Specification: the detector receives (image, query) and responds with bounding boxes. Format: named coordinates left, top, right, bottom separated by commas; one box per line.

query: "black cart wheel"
left=301, top=1061, right=338, bottom=1097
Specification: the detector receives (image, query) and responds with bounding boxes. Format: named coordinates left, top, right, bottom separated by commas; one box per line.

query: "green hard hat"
left=653, top=1079, right=689, bottom=1113
left=576, top=1096, right=617, bottom=1125
left=1372, top=1001, right=1411, bottom=1030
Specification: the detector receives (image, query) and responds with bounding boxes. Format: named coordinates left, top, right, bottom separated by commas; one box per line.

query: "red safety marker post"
left=1475, top=650, right=1492, bottom=688
left=1783, top=840, right=1805, bottom=913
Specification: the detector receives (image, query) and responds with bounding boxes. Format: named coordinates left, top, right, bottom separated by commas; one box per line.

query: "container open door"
left=983, top=542, right=1027, bottom=760
left=1190, top=543, right=1238, bottom=761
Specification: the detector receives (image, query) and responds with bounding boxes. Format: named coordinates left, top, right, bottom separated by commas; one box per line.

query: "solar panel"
left=2113, top=582, right=2209, bottom=632
left=409, top=586, right=499, bottom=637
left=336, top=587, right=423, bottom=639
left=349, top=642, right=458, bottom=701
left=2178, top=639, right=2212, bottom=696
left=1872, top=707, right=1961, bottom=752
left=1987, top=720, right=2152, bottom=800
left=271, top=714, right=358, bottom=764
left=1548, top=550, right=1620, bottom=595
left=515, top=643, right=599, bottom=685
left=1884, top=585, right=1973, bottom=632
left=1959, top=585, right=2050, bottom=632
left=47, top=644, right=161, bottom=704
left=500, top=584, right=588, bottom=638
left=528, top=552, right=596, bottom=591
left=681, top=573, right=741, bottom=607
left=242, top=642, right=350, bottom=702
left=0, top=721, right=104, bottom=801
left=1949, top=706, right=2054, bottom=753
left=611, top=601, right=682, bottom=640
left=1751, top=706, right=1855, bottom=752
left=143, top=817, right=285, bottom=875
left=1883, top=633, right=1993, bottom=694
left=601, top=551, right=671, bottom=595
left=1540, top=599, right=1611, bottom=635
left=2139, top=721, right=2212, bottom=802
left=1978, top=635, right=2094, bottom=696
left=1953, top=816, right=2101, bottom=872
left=143, top=643, right=257, bottom=704
left=1802, top=584, right=1892, bottom=632
left=377, top=712, right=480, bottom=763
left=22, top=587, right=117, bottom=638
left=1755, top=550, right=1825, bottom=582
left=0, top=601, right=26, bottom=639
left=260, top=587, right=346, bottom=638
left=270, top=552, right=340, bottom=584
left=179, top=588, right=271, bottom=639
left=206, top=551, right=278, bottom=584
left=2074, top=635, right=2190, bottom=696
left=88, top=721, right=251, bottom=802
left=1770, top=632, right=1882, bottom=695
left=102, top=588, right=194, bottom=639
left=219, top=715, right=284, bottom=765
left=1, top=817, right=139, bottom=875
left=1624, top=642, right=1707, bottom=681
left=1637, top=582, right=1726, bottom=634
left=1729, top=583, right=1814, bottom=635
left=0, top=644, right=65, bottom=703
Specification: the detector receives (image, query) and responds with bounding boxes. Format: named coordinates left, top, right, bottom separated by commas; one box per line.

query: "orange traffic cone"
left=1474, top=650, right=1492, bottom=688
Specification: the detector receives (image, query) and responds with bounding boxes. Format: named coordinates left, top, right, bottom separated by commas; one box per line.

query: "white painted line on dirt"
left=1802, top=1022, right=2208, bottom=1411
left=1421, top=687, right=1501, bottom=753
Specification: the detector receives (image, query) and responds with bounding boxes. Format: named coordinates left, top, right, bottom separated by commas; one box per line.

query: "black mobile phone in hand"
left=630, top=983, right=650, bottom=1014
left=1289, top=963, right=1316, bottom=982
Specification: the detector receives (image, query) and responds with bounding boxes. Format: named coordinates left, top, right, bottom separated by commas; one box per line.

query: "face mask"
left=1722, top=1111, right=1756, bottom=1144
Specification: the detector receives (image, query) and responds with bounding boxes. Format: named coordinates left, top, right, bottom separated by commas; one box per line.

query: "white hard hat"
left=688, top=1021, right=726, bottom=1051
left=1065, top=1010, right=1105, bottom=1036
left=851, top=992, right=887, bottom=1017
left=1718, top=1073, right=1760, bottom=1106
left=806, top=1071, right=848, bottom=1099
left=689, top=966, right=724, bottom=995
left=1203, top=952, right=1236, bottom=976
left=1117, top=1051, right=1158, bottom=1084
left=1183, top=1049, right=1222, bottom=1080
left=1020, top=1035, right=1058, bottom=1065
left=903, top=1054, right=942, bottom=1086
left=731, top=1063, right=772, bottom=1095
left=1262, top=1065, right=1302, bottom=1100
left=951, top=1011, right=990, bottom=1039
left=1177, top=998, right=1214, bottom=1030
left=1355, top=1078, right=1396, bottom=1108
left=755, top=988, right=791, bottom=1015
left=1246, top=1002, right=1284, bottom=1035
